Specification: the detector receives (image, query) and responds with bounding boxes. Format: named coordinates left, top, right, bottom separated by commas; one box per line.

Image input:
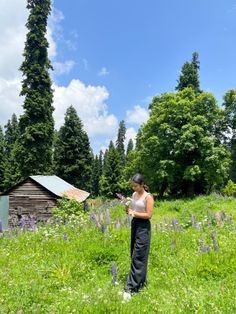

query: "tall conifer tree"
left=126, top=138, right=134, bottom=156
left=3, top=114, right=20, bottom=190
left=16, top=0, right=54, bottom=178
left=0, top=127, right=5, bottom=192
left=99, top=141, right=122, bottom=197
left=116, top=120, right=126, bottom=166
left=54, top=106, right=92, bottom=191
left=176, top=52, right=201, bottom=94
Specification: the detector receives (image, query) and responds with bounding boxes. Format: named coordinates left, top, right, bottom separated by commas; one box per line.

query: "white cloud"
left=53, top=60, right=76, bottom=75
left=98, top=67, right=109, bottom=76
left=125, top=127, right=137, bottom=148
left=126, top=105, right=149, bottom=125
left=53, top=79, right=118, bottom=137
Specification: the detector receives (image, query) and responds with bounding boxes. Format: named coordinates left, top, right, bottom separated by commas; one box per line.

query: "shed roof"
left=30, top=175, right=90, bottom=202
left=1, top=175, right=90, bottom=202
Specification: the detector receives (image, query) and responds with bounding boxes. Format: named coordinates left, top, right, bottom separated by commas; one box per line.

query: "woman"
left=123, top=173, right=154, bottom=300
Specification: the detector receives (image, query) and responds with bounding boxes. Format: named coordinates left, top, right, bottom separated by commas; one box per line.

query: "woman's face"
left=131, top=181, right=144, bottom=193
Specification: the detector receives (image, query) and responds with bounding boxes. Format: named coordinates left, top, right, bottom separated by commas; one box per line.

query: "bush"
left=222, top=180, right=236, bottom=196
left=52, top=197, right=84, bottom=222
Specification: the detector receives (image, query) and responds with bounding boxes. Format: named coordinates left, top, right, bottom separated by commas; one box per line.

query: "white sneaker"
left=123, top=291, right=132, bottom=301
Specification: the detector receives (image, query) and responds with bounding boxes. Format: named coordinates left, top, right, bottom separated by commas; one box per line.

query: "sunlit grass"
left=0, top=195, right=235, bottom=313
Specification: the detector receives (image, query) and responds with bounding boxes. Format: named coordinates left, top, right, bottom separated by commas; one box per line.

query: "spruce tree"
left=0, top=127, right=5, bottom=192
left=91, top=155, right=100, bottom=197
left=4, top=114, right=19, bottom=156
left=3, top=114, right=20, bottom=190
left=99, top=141, right=122, bottom=197
left=176, top=52, right=201, bottom=94
left=126, top=138, right=134, bottom=156
left=116, top=120, right=126, bottom=166
left=54, top=106, right=93, bottom=191
left=16, top=0, right=54, bottom=179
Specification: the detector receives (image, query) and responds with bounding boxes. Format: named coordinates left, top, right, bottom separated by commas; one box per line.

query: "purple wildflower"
left=21, top=215, right=27, bottom=230
left=227, top=213, right=233, bottom=223
left=125, top=215, right=132, bottom=225
left=115, top=193, right=129, bottom=205
left=106, top=209, right=111, bottom=225
left=199, top=238, right=210, bottom=254
left=63, top=233, right=68, bottom=241
left=119, top=218, right=124, bottom=227
left=90, top=210, right=100, bottom=227
left=101, top=223, right=105, bottom=233
left=0, top=220, right=3, bottom=233
left=221, top=210, right=227, bottom=221
left=29, top=215, right=35, bottom=229
left=111, top=261, right=117, bottom=285
left=211, top=230, right=218, bottom=251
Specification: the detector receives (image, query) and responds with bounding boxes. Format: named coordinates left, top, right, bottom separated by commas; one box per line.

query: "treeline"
left=1, top=0, right=236, bottom=198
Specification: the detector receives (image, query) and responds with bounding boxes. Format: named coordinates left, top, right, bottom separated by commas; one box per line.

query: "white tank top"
left=131, top=191, right=150, bottom=213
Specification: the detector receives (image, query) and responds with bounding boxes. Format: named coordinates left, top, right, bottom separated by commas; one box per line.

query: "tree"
left=99, top=141, right=122, bottom=197
left=116, top=120, right=126, bottom=166
left=137, top=88, right=231, bottom=197
left=15, top=0, right=54, bottom=179
left=91, top=155, right=100, bottom=197
left=0, top=127, right=5, bottom=192
left=126, top=139, right=134, bottom=156
left=176, top=52, right=201, bottom=94
left=4, top=114, right=19, bottom=156
left=3, top=114, right=20, bottom=190
left=223, top=89, right=236, bottom=182
left=54, top=106, right=93, bottom=191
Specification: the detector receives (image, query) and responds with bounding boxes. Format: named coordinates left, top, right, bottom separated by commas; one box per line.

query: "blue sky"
left=1, top=0, right=236, bottom=153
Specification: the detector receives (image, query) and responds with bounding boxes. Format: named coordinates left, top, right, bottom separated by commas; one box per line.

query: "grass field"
left=0, top=194, right=235, bottom=313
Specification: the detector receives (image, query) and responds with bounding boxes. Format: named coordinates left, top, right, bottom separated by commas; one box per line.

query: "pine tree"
left=91, top=155, right=100, bottom=197
left=3, top=114, right=20, bottom=190
left=16, top=0, right=54, bottom=179
left=99, top=141, right=122, bottom=197
left=98, top=150, right=103, bottom=176
left=176, top=52, right=201, bottom=94
left=54, top=106, right=92, bottom=191
left=116, top=120, right=126, bottom=166
left=4, top=114, right=19, bottom=156
left=0, top=127, right=5, bottom=192
left=126, top=138, right=134, bottom=156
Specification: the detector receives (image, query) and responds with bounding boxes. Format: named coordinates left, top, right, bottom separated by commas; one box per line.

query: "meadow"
left=0, top=194, right=235, bottom=314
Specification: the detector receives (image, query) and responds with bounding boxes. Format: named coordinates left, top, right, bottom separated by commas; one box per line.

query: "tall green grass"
left=0, top=195, right=235, bottom=313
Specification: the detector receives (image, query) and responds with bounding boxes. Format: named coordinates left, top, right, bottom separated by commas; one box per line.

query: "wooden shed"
left=0, top=175, right=90, bottom=227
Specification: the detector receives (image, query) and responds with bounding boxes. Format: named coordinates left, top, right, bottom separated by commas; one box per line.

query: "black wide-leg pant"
left=125, top=217, right=151, bottom=293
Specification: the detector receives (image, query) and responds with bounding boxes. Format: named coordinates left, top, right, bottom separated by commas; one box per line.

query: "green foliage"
left=0, top=127, right=5, bottom=191
left=126, top=138, right=134, bottom=156
left=223, top=89, right=236, bottom=182
left=116, top=120, right=126, bottom=166
left=15, top=0, right=54, bottom=179
left=99, top=141, right=122, bottom=197
left=138, top=88, right=231, bottom=196
left=222, top=180, right=236, bottom=196
left=54, top=106, right=93, bottom=191
left=176, top=52, right=201, bottom=94
left=0, top=195, right=235, bottom=313
left=52, top=197, right=84, bottom=222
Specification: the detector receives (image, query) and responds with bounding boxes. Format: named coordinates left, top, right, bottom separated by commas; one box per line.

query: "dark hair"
left=131, top=173, right=150, bottom=192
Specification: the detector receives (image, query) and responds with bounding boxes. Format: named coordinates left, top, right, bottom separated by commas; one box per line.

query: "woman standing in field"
left=123, top=173, right=154, bottom=300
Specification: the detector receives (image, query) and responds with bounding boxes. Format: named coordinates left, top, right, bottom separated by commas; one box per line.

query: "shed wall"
left=8, top=178, right=58, bottom=227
